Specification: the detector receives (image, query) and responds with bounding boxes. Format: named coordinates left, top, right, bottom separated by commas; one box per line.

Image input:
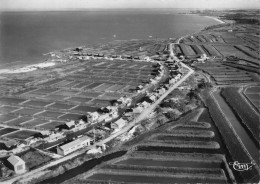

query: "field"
left=221, top=87, right=259, bottom=144
left=214, top=45, right=260, bottom=64
left=204, top=92, right=259, bottom=182
left=0, top=128, right=19, bottom=136
left=4, top=130, right=37, bottom=140
left=194, top=63, right=255, bottom=85
left=80, top=109, right=234, bottom=184
left=244, top=86, right=260, bottom=111
left=0, top=60, right=157, bottom=136
left=20, top=149, right=53, bottom=170
left=0, top=114, right=18, bottom=123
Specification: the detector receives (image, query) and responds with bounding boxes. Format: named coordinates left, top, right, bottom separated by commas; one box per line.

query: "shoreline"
left=204, top=15, right=225, bottom=24
left=0, top=13, right=224, bottom=76
left=0, top=61, right=56, bottom=74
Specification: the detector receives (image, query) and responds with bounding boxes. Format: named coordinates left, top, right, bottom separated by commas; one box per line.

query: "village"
left=0, top=44, right=194, bottom=178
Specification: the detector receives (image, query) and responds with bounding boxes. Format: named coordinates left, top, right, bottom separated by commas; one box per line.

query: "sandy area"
left=205, top=16, right=225, bottom=24
left=0, top=62, right=56, bottom=74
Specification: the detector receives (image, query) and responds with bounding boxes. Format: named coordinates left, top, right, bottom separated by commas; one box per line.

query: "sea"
left=0, top=10, right=218, bottom=68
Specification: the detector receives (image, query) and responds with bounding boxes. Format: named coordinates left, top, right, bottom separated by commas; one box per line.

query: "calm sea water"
left=0, top=10, right=217, bottom=67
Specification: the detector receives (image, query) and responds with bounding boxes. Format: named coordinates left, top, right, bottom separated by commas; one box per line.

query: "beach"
left=0, top=62, right=56, bottom=74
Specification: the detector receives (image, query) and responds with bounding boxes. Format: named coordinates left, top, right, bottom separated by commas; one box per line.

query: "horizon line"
left=0, top=7, right=258, bottom=12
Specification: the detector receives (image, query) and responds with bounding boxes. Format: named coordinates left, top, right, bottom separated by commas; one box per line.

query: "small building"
left=141, top=101, right=150, bottom=108
left=111, top=118, right=126, bottom=130
left=133, top=106, right=143, bottom=113
left=136, top=85, right=143, bottom=90
left=57, top=136, right=92, bottom=156
left=87, top=112, right=100, bottom=122
left=62, top=121, right=75, bottom=130
left=149, top=95, right=157, bottom=102
left=7, top=155, right=26, bottom=174
left=98, top=114, right=110, bottom=122
left=0, top=140, right=17, bottom=151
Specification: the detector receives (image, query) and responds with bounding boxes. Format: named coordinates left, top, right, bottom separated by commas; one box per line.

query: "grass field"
left=0, top=128, right=18, bottom=136
left=38, top=121, right=66, bottom=130
left=0, top=114, right=18, bottom=123
left=21, top=119, right=48, bottom=127
left=0, top=106, right=21, bottom=114
left=5, top=130, right=37, bottom=140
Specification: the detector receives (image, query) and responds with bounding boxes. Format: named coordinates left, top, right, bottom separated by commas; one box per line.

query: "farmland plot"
left=38, top=121, right=65, bottom=130
left=6, top=117, right=32, bottom=126
left=139, top=140, right=220, bottom=149
left=0, top=128, right=18, bottom=136
left=37, top=110, right=65, bottom=119
left=14, top=108, right=44, bottom=116
left=176, top=121, right=211, bottom=129
left=202, top=45, right=222, bottom=57
left=214, top=45, right=258, bottom=62
left=190, top=45, right=205, bottom=55
left=221, top=87, right=260, bottom=143
left=5, top=130, right=37, bottom=140
left=0, top=114, right=18, bottom=124
left=0, top=106, right=20, bottom=114
left=21, top=119, right=48, bottom=127
left=0, top=97, right=27, bottom=105
left=23, top=100, right=53, bottom=108
left=71, top=105, right=98, bottom=113
left=48, top=103, right=76, bottom=110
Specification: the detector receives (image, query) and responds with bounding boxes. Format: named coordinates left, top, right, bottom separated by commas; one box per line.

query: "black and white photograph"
left=0, top=0, right=259, bottom=183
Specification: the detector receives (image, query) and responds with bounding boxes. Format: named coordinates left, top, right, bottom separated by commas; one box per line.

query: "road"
left=4, top=42, right=195, bottom=184
left=4, top=62, right=194, bottom=184
left=99, top=62, right=194, bottom=145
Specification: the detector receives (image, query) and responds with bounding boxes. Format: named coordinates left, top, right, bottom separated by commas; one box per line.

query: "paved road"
left=99, top=62, right=194, bottom=145
left=4, top=62, right=194, bottom=184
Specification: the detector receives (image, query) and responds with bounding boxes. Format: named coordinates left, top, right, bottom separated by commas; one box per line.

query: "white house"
left=57, top=136, right=91, bottom=156
left=141, top=101, right=150, bottom=108
left=98, top=113, right=110, bottom=122
left=149, top=95, right=157, bottom=102
left=111, top=118, right=126, bottom=130
left=7, top=155, right=26, bottom=174
left=87, top=112, right=100, bottom=122
left=133, top=106, right=143, bottom=113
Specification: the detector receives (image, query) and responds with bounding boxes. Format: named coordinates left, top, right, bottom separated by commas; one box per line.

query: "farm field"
left=221, top=87, right=260, bottom=144
left=214, top=45, right=259, bottom=64
left=4, top=130, right=37, bottom=140
left=194, top=63, right=255, bottom=85
left=0, top=128, right=19, bottom=136
left=78, top=109, right=234, bottom=184
left=0, top=60, right=157, bottom=136
left=244, top=86, right=260, bottom=110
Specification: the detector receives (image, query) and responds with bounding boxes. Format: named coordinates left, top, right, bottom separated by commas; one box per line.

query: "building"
left=0, top=140, right=17, bottom=151
left=149, top=95, right=157, bottom=102
left=141, top=101, right=150, bottom=108
left=61, top=121, right=75, bottom=130
left=57, top=136, right=92, bottom=156
left=7, top=155, right=26, bottom=174
left=87, top=112, right=100, bottom=123
left=111, top=118, right=126, bottom=130
left=133, top=106, right=143, bottom=113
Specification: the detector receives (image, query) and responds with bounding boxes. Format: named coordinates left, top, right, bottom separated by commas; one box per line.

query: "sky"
left=1, top=0, right=259, bottom=11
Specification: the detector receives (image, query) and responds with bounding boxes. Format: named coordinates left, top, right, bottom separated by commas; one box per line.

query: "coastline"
left=0, top=13, right=224, bottom=76
left=204, top=15, right=225, bottom=24
left=0, top=61, right=56, bottom=74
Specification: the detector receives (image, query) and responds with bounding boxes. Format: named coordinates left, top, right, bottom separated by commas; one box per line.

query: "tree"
left=165, top=111, right=178, bottom=120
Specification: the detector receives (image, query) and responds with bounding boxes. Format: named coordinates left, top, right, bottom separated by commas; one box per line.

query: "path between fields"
left=4, top=62, right=194, bottom=184
left=210, top=88, right=259, bottom=164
